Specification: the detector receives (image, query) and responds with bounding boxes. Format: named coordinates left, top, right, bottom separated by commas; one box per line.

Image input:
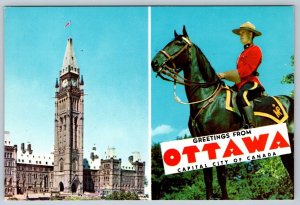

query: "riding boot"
left=242, top=106, right=255, bottom=128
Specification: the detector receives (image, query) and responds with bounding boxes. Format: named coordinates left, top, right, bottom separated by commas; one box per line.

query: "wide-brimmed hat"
left=232, top=21, right=262, bottom=37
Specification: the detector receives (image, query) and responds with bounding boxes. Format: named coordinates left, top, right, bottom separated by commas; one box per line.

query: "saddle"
left=224, top=86, right=288, bottom=124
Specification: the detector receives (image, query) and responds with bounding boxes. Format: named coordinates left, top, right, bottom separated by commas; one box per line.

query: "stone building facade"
left=4, top=137, right=145, bottom=197
left=83, top=147, right=145, bottom=196
left=4, top=132, right=54, bottom=197
left=4, top=131, right=17, bottom=196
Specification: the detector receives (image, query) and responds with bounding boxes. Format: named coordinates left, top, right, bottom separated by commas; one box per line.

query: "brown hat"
left=232, top=21, right=262, bottom=37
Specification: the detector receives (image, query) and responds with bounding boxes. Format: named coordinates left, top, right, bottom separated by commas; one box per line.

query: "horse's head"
left=151, top=26, right=192, bottom=80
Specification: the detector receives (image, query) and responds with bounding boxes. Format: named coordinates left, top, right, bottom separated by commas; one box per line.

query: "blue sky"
left=151, top=6, right=294, bottom=143
left=4, top=7, right=149, bottom=170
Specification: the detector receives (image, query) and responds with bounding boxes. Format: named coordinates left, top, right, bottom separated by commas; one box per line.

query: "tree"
left=281, top=55, right=294, bottom=97
left=105, top=191, right=139, bottom=200
left=144, top=176, right=148, bottom=187
left=151, top=142, right=201, bottom=199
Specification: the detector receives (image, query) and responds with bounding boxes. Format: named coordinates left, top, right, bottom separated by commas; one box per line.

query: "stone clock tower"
left=53, top=38, right=84, bottom=194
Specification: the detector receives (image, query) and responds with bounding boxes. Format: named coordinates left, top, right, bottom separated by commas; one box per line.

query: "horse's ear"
left=183, top=25, right=188, bottom=36
left=174, top=30, right=178, bottom=37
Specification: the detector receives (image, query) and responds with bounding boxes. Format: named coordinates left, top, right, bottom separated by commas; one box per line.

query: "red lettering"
left=269, top=131, right=290, bottom=150
left=223, top=139, right=243, bottom=158
left=242, top=134, right=269, bottom=153
left=182, top=146, right=200, bottom=163
left=202, top=142, right=221, bottom=160
left=163, top=148, right=181, bottom=166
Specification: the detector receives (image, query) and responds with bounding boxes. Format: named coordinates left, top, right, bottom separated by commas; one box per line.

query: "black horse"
left=151, top=26, right=294, bottom=199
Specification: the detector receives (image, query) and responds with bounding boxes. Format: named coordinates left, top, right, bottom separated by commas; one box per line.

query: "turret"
left=80, top=75, right=84, bottom=90
left=55, top=78, right=59, bottom=92
left=21, top=143, right=25, bottom=153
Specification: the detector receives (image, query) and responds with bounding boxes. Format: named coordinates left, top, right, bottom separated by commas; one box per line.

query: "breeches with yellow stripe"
left=236, top=82, right=264, bottom=108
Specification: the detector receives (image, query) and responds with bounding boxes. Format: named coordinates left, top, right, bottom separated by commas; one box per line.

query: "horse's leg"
left=281, top=153, right=294, bottom=182
left=188, top=117, right=200, bottom=137
left=203, top=168, right=213, bottom=199
left=216, top=166, right=228, bottom=199
left=189, top=118, right=212, bottom=199
left=280, top=133, right=294, bottom=183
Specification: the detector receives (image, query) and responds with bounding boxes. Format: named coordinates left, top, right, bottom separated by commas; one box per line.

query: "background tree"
left=106, top=191, right=139, bottom=200
left=151, top=142, right=201, bottom=199
left=281, top=55, right=294, bottom=97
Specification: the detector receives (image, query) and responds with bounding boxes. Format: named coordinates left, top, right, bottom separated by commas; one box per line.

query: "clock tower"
left=53, top=38, right=84, bottom=194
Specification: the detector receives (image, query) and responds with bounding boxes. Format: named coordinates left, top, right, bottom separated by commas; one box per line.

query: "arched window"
left=72, top=160, right=77, bottom=172
left=59, top=160, right=64, bottom=172
left=74, top=117, right=78, bottom=149
left=44, top=176, right=48, bottom=188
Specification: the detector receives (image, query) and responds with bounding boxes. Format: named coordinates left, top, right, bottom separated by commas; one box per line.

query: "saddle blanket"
left=225, top=88, right=288, bottom=124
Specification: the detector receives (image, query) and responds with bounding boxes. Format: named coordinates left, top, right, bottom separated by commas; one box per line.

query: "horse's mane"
left=193, top=43, right=218, bottom=83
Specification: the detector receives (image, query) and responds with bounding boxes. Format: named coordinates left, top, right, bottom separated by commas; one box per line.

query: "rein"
left=157, top=36, right=221, bottom=88
left=157, top=36, right=222, bottom=106
left=173, top=81, right=223, bottom=105
left=156, top=36, right=225, bottom=124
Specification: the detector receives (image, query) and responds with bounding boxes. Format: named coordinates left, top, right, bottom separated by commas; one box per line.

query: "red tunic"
left=235, top=44, right=263, bottom=90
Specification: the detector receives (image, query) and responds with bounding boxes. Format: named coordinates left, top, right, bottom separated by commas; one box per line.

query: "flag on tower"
left=65, top=20, right=71, bottom=28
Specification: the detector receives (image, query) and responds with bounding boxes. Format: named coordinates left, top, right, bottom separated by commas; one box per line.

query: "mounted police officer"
left=217, top=21, right=264, bottom=128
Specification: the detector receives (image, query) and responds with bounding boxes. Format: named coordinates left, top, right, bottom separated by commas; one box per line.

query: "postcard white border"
left=0, top=1, right=299, bottom=205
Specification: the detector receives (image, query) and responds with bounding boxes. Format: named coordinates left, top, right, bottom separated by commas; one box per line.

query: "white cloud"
left=177, top=128, right=191, bottom=137
left=152, top=124, right=175, bottom=137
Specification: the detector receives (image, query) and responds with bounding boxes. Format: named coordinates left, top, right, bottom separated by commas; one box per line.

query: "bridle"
left=156, top=36, right=220, bottom=88
left=156, top=36, right=194, bottom=86
left=156, top=36, right=223, bottom=107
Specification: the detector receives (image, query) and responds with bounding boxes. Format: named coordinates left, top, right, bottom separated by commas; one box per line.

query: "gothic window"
left=74, top=116, right=78, bottom=149
left=64, top=116, right=66, bottom=131
left=44, top=176, right=48, bottom=188
left=72, top=160, right=77, bottom=172
left=59, top=160, right=64, bottom=172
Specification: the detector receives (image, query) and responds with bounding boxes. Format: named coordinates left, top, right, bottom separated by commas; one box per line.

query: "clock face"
left=71, top=78, right=77, bottom=86
left=62, top=79, right=68, bottom=88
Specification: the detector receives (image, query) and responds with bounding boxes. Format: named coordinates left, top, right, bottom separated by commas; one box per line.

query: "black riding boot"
left=242, top=106, right=255, bottom=128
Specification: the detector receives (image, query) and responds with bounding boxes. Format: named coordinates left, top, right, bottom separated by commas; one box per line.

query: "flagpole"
left=65, top=20, right=72, bottom=38
left=69, top=20, right=72, bottom=38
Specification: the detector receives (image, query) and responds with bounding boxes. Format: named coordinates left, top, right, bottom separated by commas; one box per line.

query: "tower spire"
left=61, top=38, right=79, bottom=76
